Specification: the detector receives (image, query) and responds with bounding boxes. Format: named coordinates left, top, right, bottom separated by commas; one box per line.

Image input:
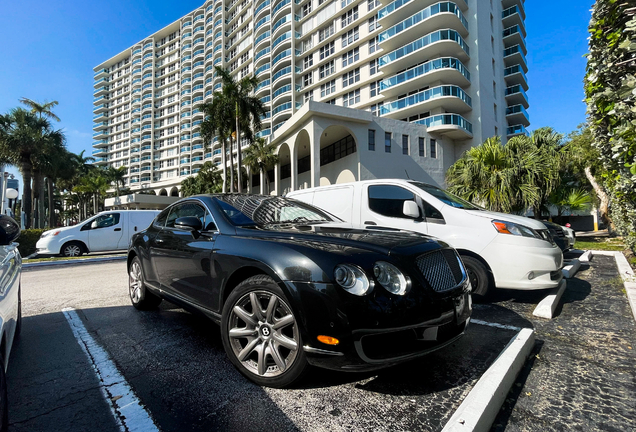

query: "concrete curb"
left=23, top=255, right=127, bottom=269
left=562, top=259, right=581, bottom=279
left=532, top=279, right=568, bottom=319
left=441, top=328, right=535, bottom=432
left=579, top=250, right=593, bottom=263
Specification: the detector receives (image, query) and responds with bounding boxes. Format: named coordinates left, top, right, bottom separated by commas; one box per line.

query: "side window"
left=153, top=208, right=170, bottom=228
left=166, top=202, right=216, bottom=230
left=92, top=213, right=121, bottom=229
left=368, top=185, right=417, bottom=219
left=423, top=201, right=444, bottom=220
left=165, top=204, right=184, bottom=228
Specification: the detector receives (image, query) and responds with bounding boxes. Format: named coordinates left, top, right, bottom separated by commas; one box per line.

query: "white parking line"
left=471, top=319, right=523, bottom=332
left=62, top=307, right=160, bottom=432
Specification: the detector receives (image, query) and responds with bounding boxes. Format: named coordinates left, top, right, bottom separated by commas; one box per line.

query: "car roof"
left=286, top=179, right=436, bottom=194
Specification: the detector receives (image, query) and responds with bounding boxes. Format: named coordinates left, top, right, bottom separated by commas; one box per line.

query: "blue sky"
left=0, top=1, right=592, bottom=182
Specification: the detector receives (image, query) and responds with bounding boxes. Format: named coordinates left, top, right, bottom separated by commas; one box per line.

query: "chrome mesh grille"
left=415, top=249, right=465, bottom=292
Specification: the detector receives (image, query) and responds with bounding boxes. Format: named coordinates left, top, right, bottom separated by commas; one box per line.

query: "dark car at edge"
left=127, top=194, right=472, bottom=387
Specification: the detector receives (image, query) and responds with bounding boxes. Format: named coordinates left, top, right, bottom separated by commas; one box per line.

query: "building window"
left=418, top=137, right=425, bottom=156
left=368, top=16, right=378, bottom=32
left=369, top=59, right=379, bottom=75
left=495, top=126, right=499, bottom=136
left=341, top=27, right=359, bottom=48
left=342, top=68, right=360, bottom=87
left=368, top=129, right=375, bottom=151
left=402, top=135, right=409, bottom=155
left=302, top=1, right=312, bottom=17
left=367, top=0, right=380, bottom=10
left=320, top=80, right=336, bottom=97
left=304, top=90, right=313, bottom=102
left=343, top=89, right=360, bottom=107
left=494, top=104, right=498, bottom=116
left=430, top=139, right=437, bottom=158
left=370, top=80, right=382, bottom=97
left=319, top=23, right=335, bottom=42
left=385, top=132, right=391, bottom=153
left=303, top=72, right=313, bottom=87
left=368, top=37, right=379, bottom=54
left=319, top=133, right=356, bottom=166
left=341, top=6, right=358, bottom=28
left=319, top=41, right=335, bottom=60
left=326, top=98, right=336, bottom=104
left=319, top=60, right=335, bottom=79
left=341, top=47, right=359, bottom=67
left=304, top=55, right=314, bottom=70
left=370, top=102, right=383, bottom=116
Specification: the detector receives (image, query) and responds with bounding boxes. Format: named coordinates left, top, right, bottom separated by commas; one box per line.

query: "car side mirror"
left=0, top=215, right=20, bottom=246
left=403, top=201, right=420, bottom=219
left=175, top=217, right=203, bottom=232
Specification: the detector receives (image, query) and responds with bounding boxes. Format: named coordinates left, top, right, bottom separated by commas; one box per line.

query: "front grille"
left=415, top=249, right=465, bottom=292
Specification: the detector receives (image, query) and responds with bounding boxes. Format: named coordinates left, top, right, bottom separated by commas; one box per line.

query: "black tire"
left=0, top=355, right=8, bottom=432
left=461, top=255, right=492, bottom=298
left=14, top=287, right=21, bottom=340
left=128, top=256, right=162, bottom=310
left=60, top=242, right=84, bottom=257
left=221, top=275, right=309, bottom=388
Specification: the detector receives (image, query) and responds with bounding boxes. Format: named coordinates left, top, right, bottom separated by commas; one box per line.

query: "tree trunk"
left=47, top=177, right=55, bottom=227
left=38, top=177, right=45, bottom=228
left=20, top=158, right=33, bottom=229
left=260, top=169, right=265, bottom=195
left=32, top=170, right=44, bottom=228
left=229, top=138, right=235, bottom=193
left=221, top=138, right=227, bottom=193
left=533, top=206, right=541, bottom=220
left=584, top=166, right=612, bottom=231
left=94, top=193, right=98, bottom=214
left=236, top=103, right=243, bottom=193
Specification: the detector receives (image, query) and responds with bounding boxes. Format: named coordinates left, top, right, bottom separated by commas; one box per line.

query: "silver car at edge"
left=0, top=215, right=22, bottom=431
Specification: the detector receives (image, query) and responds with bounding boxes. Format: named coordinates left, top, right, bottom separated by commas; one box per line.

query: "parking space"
left=10, top=262, right=521, bottom=432
left=9, top=257, right=635, bottom=431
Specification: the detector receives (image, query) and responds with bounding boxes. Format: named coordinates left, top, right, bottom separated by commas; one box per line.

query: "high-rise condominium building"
left=93, top=0, right=528, bottom=197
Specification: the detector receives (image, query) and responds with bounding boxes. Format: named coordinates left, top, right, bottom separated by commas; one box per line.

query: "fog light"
left=528, top=271, right=535, bottom=280
left=317, top=335, right=339, bottom=346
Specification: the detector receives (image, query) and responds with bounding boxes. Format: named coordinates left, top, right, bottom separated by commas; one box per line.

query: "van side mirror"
left=0, top=215, right=20, bottom=246
left=403, top=201, right=420, bottom=219
left=175, top=217, right=203, bottom=232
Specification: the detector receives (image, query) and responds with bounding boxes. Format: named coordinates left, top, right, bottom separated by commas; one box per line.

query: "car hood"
left=43, top=225, right=78, bottom=236
left=459, top=209, right=547, bottom=230
left=236, top=222, right=444, bottom=255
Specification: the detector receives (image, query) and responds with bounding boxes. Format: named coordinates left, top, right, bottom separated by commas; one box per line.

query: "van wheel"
left=61, top=242, right=84, bottom=257
left=460, top=255, right=491, bottom=298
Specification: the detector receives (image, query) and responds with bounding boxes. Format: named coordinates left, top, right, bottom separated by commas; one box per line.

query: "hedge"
left=17, top=229, right=46, bottom=257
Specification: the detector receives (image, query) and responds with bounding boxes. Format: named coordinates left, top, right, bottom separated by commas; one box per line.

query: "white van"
left=36, top=210, right=160, bottom=257
left=287, top=179, right=564, bottom=296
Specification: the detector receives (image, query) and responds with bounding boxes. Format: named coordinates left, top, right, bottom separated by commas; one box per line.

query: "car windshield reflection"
left=215, top=195, right=336, bottom=226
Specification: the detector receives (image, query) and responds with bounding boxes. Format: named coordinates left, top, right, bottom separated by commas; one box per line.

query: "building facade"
left=92, top=0, right=529, bottom=195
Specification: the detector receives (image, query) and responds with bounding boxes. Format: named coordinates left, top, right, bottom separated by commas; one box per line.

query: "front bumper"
left=288, top=281, right=472, bottom=372
left=35, top=238, right=59, bottom=255
left=482, top=236, right=564, bottom=290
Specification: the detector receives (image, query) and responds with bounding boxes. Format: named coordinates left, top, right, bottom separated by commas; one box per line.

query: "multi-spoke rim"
left=64, top=245, right=81, bottom=257
left=129, top=262, right=142, bottom=303
left=228, top=290, right=299, bottom=378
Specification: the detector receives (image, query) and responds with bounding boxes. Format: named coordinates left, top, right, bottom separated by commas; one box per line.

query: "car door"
left=154, top=201, right=218, bottom=307
left=86, top=212, right=124, bottom=251
left=360, top=184, right=428, bottom=234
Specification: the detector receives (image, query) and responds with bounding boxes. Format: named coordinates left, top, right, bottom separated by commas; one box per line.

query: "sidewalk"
left=485, top=255, right=636, bottom=431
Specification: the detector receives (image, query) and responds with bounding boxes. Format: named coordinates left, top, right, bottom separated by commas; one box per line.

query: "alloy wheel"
left=129, top=261, right=143, bottom=303
left=228, top=290, right=299, bottom=377
left=64, top=245, right=82, bottom=257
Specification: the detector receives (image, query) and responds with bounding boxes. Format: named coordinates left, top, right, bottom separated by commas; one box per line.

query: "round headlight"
left=373, top=261, right=409, bottom=295
left=334, top=264, right=372, bottom=296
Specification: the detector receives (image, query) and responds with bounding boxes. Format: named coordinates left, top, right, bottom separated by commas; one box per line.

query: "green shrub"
left=17, top=229, right=46, bottom=257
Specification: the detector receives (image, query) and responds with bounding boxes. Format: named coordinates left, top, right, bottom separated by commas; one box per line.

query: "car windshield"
left=215, top=195, right=336, bottom=226
left=409, top=181, right=482, bottom=210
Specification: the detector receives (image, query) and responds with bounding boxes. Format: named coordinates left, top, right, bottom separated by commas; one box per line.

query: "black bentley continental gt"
left=127, top=194, right=472, bottom=387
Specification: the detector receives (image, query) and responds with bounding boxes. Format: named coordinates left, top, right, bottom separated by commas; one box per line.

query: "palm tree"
left=446, top=135, right=558, bottom=214
left=106, top=166, right=128, bottom=197
left=199, top=84, right=234, bottom=192
left=37, top=130, right=67, bottom=227
left=214, top=67, right=266, bottom=193
left=243, top=138, right=279, bottom=194
left=19, top=98, right=61, bottom=122
left=0, top=108, right=54, bottom=228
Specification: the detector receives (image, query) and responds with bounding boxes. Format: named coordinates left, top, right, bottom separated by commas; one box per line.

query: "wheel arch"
left=127, top=249, right=138, bottom=270
left=456, top=249, right=495, bottom=280
left=221, top=264, right=284, bottom=307
left=61, top=240, right=89, bottom=255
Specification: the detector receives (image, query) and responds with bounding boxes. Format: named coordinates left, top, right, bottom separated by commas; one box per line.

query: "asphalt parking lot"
left=7, top=257, right=636, bottom=431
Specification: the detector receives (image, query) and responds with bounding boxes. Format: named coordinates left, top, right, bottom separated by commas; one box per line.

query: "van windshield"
left=409, top=182, right=482, bottom=210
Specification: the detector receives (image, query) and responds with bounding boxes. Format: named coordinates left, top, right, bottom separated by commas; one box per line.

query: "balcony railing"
left=415, top=114, right=473, bottom=133
left=379, top=2, right=468, bottom=43
left=381, top=57, right=470, bottom=91
left=379, top=29, right=469, bottom=67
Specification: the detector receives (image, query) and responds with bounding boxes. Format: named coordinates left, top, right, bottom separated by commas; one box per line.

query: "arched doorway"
left=170, top=187, right=179, bottom=197
left=295, top=129, right=311, bottom=190
left=319, top=125, right=358, bottom=186
left=277, top=142, right=292, bottom=195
